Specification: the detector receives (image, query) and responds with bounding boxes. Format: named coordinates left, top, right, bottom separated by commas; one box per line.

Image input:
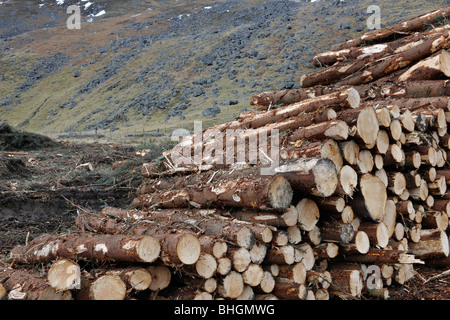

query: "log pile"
left=2, top=6, right=450, bottom=300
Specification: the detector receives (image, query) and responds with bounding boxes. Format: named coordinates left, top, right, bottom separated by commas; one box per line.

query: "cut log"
left=313, top=243, right=339, bottom=259
left=218, top=271, right=244, bottom=299
left=357, top=222, right=390, bottom=248
left=388, top=172, right=407, bottom=196
left=255, top=271, right=276, bottom=294
left=272, top=278, right=308, bottom=300
left=408, top=229, right=450, bottom=259
left=77, top=275, right=127, bottom=300
left=134, top=168, right=294, bottom=211
left=357, top=150, right=374, bottom=174
left=335, top=165, right=358, bottom=196
left=228, top=247, right=252, bottom=272
left=296, top=198, right=320, bottom=231
left=277, top=262, right=307, bottom=284
left=344, top=248, right=422, bottom=264
left=384, top=199, right=398, bottom=238
left=289, top=120, right=349, bottom=142
left=339, top=231, right=371, bottom=255
left=422, top=211, right=449, bottom=231
left=352, top=173, right=387, bottom=222
left=1, top=268, right=72, bottom=300
left=330, top=7, right=450, bottom=50
left=333, top=30, right=450, bottom=86
left=398, top=49, right=450, bottom=81
left=328, top=265, right=363, bottom=298
left=47, top=259, right=81, bottom=291
left=105, top=267, right=153, bottom=292
left=264, top=246, right=296, bottom=265
left=242, top=264, right=265, bottom=287
left=10, top=233, right=161, bottom=264
left=340, top=140, right=360, bottom=165
left=147, top=266, right=171, bottom=291
left=320, top=222, right=355, bottom=244
left=269, top=157, right=338, bottom=198
left=217, top=257, right=232, bottom=276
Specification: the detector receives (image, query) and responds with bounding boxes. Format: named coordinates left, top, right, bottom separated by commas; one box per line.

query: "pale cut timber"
left=289, top=120, right=349, bottom=142
left=356, top=106, right=380, bottom=148
left=390, top=119, right=403, bottom=142
left=307, top=226, right=321, bottom=246
left=307, top=270, right=332, bottom=289
left=270, top=157, right=338, bottom=198
left=320, top=221, right=355, bottom=244
left=374, top=154, right=384, bottom=170
left=352, top=174, right=387, bottom=222
left=408, top=229, right=449, bottom=259
left=388, top=172, right=407, bottom=196
left=313, top=243, right=339, bottom=259
left=242, top=264, right=265, bottom=287
left=287, top=225, right=302, bottom=244
left=250, top=241, right=268, bottom=264
left=228, top=247, right=252, bottom=272
left=316, top=195, right=346, bottom=213
left=358, top=222, right=389, bottom=248
left=277, top=263, right=307, bottom=284
left=264, top=246, right=296, bottom=265
left=219, top=271, right=244, bottom=299
left=331, top=7, right=450, bottom=50
left=256, top=271, right=276, bottom=294
left=78, top=275, right=127, bottom=301
left=147, top=266, right=171, bottom=291
left=357, top=150, right=374, bottom=174
left=217, top=257, right=232, bottom=276
left=340, top=140, right=359, bottom=165
left=394, top=223, right=405, bottom=241
left=335, top=165, right=358, bottom=196
left=376, top=130, right=390, bottom=154
left=384, top=199, right=397, bottom=238
left=398, top=49, right=450, bottom=81
left=105, top=267, right=153, bottom=292
left=47, top=259, right=81, bottom=291
left=340, top=231, right=371, bottom=255
left=296, top=198, right=320, bottom=231
left=293, top=243, right=315, bottom=271
left=377, top=107, right=392, bottom=128
left=375, top=168, right=389, bottom=187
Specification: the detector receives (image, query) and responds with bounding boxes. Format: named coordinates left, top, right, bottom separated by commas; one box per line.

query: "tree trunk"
left=268, top=157, right=338, bottom=198
left=315, top=25, right=450, bottom=66
left=352, top=174, right=387, bottom=222
left=47, top=259, right=81, bottom=291
left=134, top=168, right=293, bottom=211
left=0, top=268, right=72, bottom=300
left=10, top=233, right=161, bottom=264
left=407, top=229, right=450, bottom=259
left=397, top=49, right=450, bottom=81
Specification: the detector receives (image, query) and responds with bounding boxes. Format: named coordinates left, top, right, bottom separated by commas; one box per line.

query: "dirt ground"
left=0, top=126, right=449, bottom=300
left=0, top=124, right=172, bottom=256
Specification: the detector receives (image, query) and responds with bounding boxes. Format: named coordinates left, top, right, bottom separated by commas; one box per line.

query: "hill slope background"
left=0, top=0, right=448, bottom=140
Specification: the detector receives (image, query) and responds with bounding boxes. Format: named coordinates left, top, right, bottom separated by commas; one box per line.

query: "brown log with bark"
left=330, top=6, right=450, bottom=51
left=397, top=49, right=450, bottom=81
left=267, top=157, right=338, bottom=198
left=407, top=229, right=450, bottom=259
left=133, top=167, right=293, bottom=211
left=76, top=274, right=127, bottom=300
left=9, top=233, right=161, bottom=265
left=303, top=31, right=450, bottom=88
left=0, top=268, right=72, bottom=300
left=314, top=25, right=450, bottom=66
left=47, top=259, right=81, bottom=291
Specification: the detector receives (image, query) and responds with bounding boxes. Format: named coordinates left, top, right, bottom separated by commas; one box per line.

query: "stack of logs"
left=3, top=5, right=450, bottom=300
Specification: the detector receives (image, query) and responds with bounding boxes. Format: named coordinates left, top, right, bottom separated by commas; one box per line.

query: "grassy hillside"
left=0, top=0, right=447, bottom=141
